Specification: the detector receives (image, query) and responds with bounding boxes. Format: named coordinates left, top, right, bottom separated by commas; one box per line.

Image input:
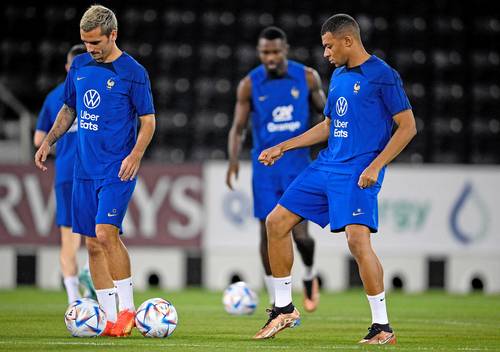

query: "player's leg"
left=259, top=220, right=275, bottom=306
left=253, top=205, right=302, bottom=339
left=291, top=221, right=319, bottom=312
left=331, top=169, right=395, bottom=344
left=71, top=178, right=118, bottom=335
left=55, top=182, right=82, bottom=304
left=252, top=166, right=279, bottom=306
left=254, top=166, right=330, bottom=339
left=95, top=180, right=136, bottom=336
left=60, top=226, right=82, bottom=303
left=345, top=225, right=395, bottom=344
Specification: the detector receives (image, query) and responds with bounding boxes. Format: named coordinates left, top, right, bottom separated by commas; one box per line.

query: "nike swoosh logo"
left=352, top=212, right=365, bottom=216
left=284, top=281, right=291, bottom=285
left=378, top=333, right=394, bottom=344
left=77, top=77, right=86, bottom=81
left=107, top=212, right=118, bottom=217
left=258, top=96, right=268, bottom=101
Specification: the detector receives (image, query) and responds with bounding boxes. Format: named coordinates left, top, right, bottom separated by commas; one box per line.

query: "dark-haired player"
left=226, top=26, right=326, bottom=312
left=254, top=14, right=416, bottom=344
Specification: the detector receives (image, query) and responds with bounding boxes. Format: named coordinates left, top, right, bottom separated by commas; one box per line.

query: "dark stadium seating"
left=1, top=0, right=498, bottom=163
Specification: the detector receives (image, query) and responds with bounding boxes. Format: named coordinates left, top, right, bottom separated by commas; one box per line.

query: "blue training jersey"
left=249, top=60, right=311, bottom=167
left=36, top=83, right=77, bottom=185
left=63, top=52, right=155, bottom=180
left=312, top=55, right=411, bottom=173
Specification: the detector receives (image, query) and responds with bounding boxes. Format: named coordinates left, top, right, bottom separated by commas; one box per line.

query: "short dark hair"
left=68, top=44, right=86, bottom=58
left=258, top=26, right=287, bottom=42
left=321, top=14, right=360, bottom=39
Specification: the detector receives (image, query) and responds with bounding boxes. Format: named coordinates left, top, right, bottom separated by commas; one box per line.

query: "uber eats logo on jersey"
left=80, top=89, right=101, bottom=131
left=267, top=105, right=301, bottom=133
left=333, top=97, right=349, bottom=138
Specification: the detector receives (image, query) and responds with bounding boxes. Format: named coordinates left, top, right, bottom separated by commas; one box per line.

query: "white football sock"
left=303, top=266, right=315, bottom=281
left=114, top=277, right=135, bottom=311
left=63, top=275, right=81, bottom=304
left=274, top=276, right=292, bottom=308
left=96, top=287, right=117, bottom=323
left=264, top=275, right=275, bottom=304
left=367, top=291, right=389, bottom=324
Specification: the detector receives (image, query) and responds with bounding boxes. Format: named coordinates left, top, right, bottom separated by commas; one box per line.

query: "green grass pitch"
left=0, top=288, right=499, bottom=351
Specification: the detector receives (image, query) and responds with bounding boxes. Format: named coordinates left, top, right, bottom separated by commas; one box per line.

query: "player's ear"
left=109, top=29, right=118, bottom=42
left=344, top=35, right=353, bottom=48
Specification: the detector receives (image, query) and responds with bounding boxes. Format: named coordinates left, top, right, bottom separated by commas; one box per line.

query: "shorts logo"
left=83, top=89, right=101, bottom=109
left=336, top=97, right=348, bottom=117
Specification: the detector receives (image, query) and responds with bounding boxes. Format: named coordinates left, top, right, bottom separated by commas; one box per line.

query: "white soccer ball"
left=223, top=281, right=259, bottom=315
left=64, top=298, right=107, bottom=337
left=135, top=297, right=178, bottom=338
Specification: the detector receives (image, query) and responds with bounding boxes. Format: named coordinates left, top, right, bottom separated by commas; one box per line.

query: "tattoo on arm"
left=45, top=105, right=76, bottom=146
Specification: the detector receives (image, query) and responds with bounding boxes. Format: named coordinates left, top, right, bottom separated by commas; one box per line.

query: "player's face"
left=257, top=38, right=288, bottom=74
left=322, top=32, right=348, bottom=67
left=81, top=27, right=117, bottom=63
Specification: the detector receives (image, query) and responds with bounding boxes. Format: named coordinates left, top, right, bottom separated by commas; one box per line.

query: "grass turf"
left=0, top=288, right=498, bottom=351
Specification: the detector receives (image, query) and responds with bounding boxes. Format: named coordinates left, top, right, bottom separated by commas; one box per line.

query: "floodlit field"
left=0, top=288, right=499, bottom=351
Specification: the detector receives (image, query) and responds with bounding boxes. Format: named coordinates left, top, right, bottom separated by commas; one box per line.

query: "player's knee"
left=346, top=235, right=370, bottom=259
left=85, top=238, right=103, bottom=257
left=265, top=212, right=283, bottom=236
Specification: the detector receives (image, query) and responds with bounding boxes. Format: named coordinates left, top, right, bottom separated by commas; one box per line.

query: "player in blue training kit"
left=35, top=5, right=156, bottom=337
left=254, top=15, right=416, bottom=344
left=227, top=27, right=326, bottom=312
left=34, top=44, right=95, bottom=304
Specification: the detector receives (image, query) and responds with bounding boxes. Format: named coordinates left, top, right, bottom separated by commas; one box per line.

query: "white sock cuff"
left=96, top=287, right=116, bottom=295
left=367, top=291, right=385, bottom=301
left=64, top=275, right=79, bottom=284
left=113, top=277, right=133, bottom=286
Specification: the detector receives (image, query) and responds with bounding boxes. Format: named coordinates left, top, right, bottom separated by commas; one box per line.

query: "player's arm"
left=305, top=67, right=326, bottom=119
left=34, top=104, right=76, bottom=171
left=358, top=109, right=417, bottom=188
left=33, top=131, right=47, bottom=148
left=226, top=76, right=251, bottom=189
left=118, top=114, right=155, bottom=181
left=258, top=117, right=331, bottom=166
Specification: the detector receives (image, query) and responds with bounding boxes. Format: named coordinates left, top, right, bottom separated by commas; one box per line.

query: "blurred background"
left=0, top=0, right=499, bottom=294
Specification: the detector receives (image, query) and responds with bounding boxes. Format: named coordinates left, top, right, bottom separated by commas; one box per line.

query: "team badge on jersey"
left=353, top=81, right=361, bottom=94
left=106, top=78, right=115, bottom=90
left=291, top=87, right=300, bottom=99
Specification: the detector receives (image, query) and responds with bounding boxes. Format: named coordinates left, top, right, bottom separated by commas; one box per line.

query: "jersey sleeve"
left=35, top=97, right=53, bottom=132
left=380, top=69, right=412, bottom=116
left=323, top=71, right=337, bottom=118
left=63, top=64, right=77, bottom=109
left=130, top=69, right=155, bottom=117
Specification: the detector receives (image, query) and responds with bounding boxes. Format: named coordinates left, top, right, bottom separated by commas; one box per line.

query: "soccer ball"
left=64, top=298, right=107, bottom=337
left=222, top=281, right=259, bottom=315
left=135, top=298, right=178, bottom=338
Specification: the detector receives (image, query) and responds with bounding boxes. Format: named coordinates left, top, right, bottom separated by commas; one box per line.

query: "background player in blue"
left=226, top=27, right=326, bottom=311
left=254, top=14, right=417, bottom=343
left=34, top=5, right=156, bottom=337
left=34, top=44, right=96, bottom=304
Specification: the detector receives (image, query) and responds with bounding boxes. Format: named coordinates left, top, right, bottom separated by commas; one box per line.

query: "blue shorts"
left=279, top=165, right=385, bottom=233
left=252, top=159, right=308, bottom=220
left=71, top=178, right=136, bottom=237
left=55, top=182, right=73, bottom=227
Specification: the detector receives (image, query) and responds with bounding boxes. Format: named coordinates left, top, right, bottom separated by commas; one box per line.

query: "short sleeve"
left=323, top=71, right=337, bottom=118
left=35, top=98, right=53, bottom=132
left=130, top=69, right=155, bottom=116
left=63, top=64, right=77, bottom=109
left=380, top=69, right=412, bottom=116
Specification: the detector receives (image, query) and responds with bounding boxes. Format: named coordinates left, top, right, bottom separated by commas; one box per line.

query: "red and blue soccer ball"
left=135, top=297, right=178, bottom=338
left=64, top=298, right=107, bottom=337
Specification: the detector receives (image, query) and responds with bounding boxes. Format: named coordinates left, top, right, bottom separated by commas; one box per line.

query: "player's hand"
left=358, top=165, right=380, bottom=189
left=258, top=145, right=284, bottom=166
left=226, top=161, right=239, bottom=190
left=119, top=151, right=142, bottom=181
left=34, top=141, right=51, bottom=171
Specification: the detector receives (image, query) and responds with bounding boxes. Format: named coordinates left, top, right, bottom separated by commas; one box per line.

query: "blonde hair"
left=80, top=5, right=117, bottom=36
